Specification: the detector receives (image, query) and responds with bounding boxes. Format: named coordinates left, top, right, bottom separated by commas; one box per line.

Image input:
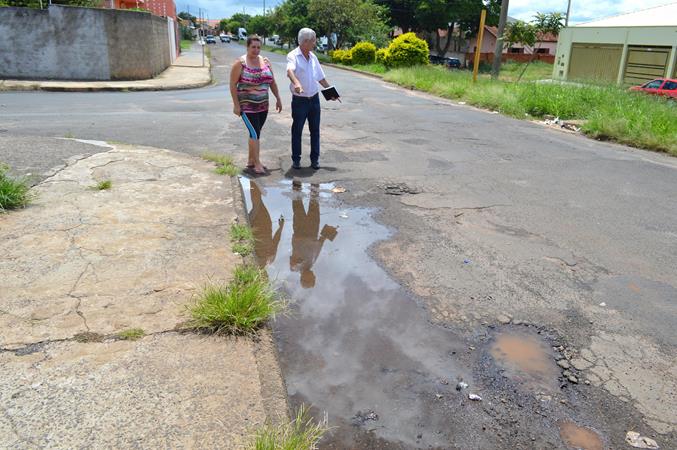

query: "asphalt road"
left=1, top=42, right=675, bottom=448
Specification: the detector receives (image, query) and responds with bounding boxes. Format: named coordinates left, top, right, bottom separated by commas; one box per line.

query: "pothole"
left=490, top=329, right=559, bottom=391
left=558, top=420, right=604, bottom=450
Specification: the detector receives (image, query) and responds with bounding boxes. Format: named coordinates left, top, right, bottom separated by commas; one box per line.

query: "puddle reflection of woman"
left=290, top=184, right=338, bottom=288
left=229, top=34, right=283, bottom=175
left=249, top=183, right=284, bottom=267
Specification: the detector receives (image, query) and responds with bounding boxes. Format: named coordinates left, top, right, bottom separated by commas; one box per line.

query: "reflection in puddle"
left=240, top=178, right=471, bottom=449
left=558, top=420, right=604, bottom=450
left=490, top=330, right=558, bottom=391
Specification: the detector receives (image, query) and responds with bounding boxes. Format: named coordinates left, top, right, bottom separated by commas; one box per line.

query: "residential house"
left=553, top=3, right=677, bottom=85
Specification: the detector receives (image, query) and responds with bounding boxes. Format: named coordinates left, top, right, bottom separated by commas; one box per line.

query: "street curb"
left=229, top=174, right=292, bottom=426
left=323, top=62, right=386, bottom=80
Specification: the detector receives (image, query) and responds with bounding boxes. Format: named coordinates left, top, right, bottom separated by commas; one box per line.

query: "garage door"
left=623, top=46, right=671, bottom=85
left=568, top=43, right=622, bottom=83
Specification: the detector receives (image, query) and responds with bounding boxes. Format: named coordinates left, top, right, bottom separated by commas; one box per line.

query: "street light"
left=565, top=0, right=572, bottom=26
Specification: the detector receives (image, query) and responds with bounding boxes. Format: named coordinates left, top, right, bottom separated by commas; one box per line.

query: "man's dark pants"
left=291, top=94, right=321, bottom=166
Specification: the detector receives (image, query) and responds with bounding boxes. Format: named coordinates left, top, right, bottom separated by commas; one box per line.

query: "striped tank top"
left=237, top=57, right=274, bottom=113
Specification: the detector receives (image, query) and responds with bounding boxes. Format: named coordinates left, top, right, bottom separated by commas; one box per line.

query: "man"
left=286, top=28, right=337, bottom=170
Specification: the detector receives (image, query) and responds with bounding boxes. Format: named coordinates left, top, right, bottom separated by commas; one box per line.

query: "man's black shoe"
left=311, top=163, right=320, bottom=170
left=292, top=163, right=301, bottom=170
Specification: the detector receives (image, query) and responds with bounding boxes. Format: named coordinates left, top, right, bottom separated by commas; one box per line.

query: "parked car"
left=205, top=35, right=216, bottom=44
left=629, top=78, right=677, bottom=99
left=220, top=35, right=230, bottom=43
left=442, top=57, right=462, bottom=69
left=429, top=55, right=462, bottom=69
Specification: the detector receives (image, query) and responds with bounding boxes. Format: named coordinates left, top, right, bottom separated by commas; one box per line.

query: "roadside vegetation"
left=180, top=39, right=193, bottom=51
left=328, top=33, right=677, bottom=156
left=249, top=405, right=329, bottom=450
left=230, top=223, right=255, bottom=256
left=202, top=151, right=239, bottom=176
left=0, top=163, right=31, bottom=212
left=188, top=265, right=283, bottom=335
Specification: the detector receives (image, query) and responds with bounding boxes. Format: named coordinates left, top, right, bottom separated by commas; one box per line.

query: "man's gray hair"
left=297, top=28, right=316, bottom=45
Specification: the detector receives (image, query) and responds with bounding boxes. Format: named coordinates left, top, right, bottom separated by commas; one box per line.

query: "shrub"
left=383, top=32, right=429, bottom=68
left=375, top=48, right=388, bottom=64
left=330, top=49, right=348, bottom=64
left=351, top=42, right=377, bottom=65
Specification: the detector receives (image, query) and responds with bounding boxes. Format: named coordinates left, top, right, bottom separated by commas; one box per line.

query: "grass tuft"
left=94, top=180, right=112, bottom=190
left=188, top=265, right=284, bottom=335
left=231, top=223, right=255, bottom=256
left=117, top=328, right=145, bottom=340
left=249, top=405, right=330, bottom=450
left=0, top=163, right=31, bottom=212
left=202, top=151, right=240, bottom=176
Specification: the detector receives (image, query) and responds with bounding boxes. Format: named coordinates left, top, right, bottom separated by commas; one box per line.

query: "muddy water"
left=241, top=178, right=472, bottom=448
left=558, top=421, right=605, bottom=450
left=490, top=330, right=558, bottom=392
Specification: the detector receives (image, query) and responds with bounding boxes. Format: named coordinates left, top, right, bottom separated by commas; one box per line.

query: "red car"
left=629, top=78, right=677, bottom=99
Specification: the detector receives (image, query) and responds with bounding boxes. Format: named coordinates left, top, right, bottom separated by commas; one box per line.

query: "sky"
left=178, top=0, right=676, bottom=25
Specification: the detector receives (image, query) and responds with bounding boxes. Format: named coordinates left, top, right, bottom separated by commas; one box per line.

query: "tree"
left=503, top=11, right=564, bottom=81
left=404, top=0, right=500, bottom=56
left=249, top=15, right=275, bottom=40
left=308, top=0, right=389, bottom=49
left=230, top=13, right=252, bottom=28
left=271, top=0, right=313, bottom=46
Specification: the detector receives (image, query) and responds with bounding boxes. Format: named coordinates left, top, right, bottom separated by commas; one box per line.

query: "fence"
left=0, top=5, right=172, bottom=81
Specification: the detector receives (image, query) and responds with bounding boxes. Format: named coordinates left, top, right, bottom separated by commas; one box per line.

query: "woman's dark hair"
left=247, top=34, right=262, bottom=47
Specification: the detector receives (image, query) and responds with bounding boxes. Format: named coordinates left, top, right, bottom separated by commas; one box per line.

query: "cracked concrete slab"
left=0, top=143, right=287, bottom=447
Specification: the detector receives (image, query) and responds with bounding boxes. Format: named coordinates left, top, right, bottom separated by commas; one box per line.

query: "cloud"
left=508, top=0, right=674, bottom=24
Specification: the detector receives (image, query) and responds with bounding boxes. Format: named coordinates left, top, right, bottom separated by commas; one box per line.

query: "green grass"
left=249, top=405, right=329, bottom=450
left=0, top=163, right=31, bottom=212
left=64, top=132, right=75, bottom=138
left=117, top=328, right=145, bottom=340
left=94, top=180, right=112, bottom=190
left=329, top=60, right=677, bottom=155
left=202, top=151, right=239, bottom=176
left=375, top=65, right=677, bottom=155
left=188, top=265, right=284, bottom=335
left=180, top=39, right=193, bottom=51
left=231, top=223, right=255, bottom=256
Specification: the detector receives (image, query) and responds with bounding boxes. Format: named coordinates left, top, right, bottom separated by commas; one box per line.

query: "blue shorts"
left=241, top=111, right=268, bottom=140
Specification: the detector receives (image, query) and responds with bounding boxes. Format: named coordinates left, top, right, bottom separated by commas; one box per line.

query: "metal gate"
left=568, top=43, right=622, bottom=83
left=623, top=46, right=671, bottom=85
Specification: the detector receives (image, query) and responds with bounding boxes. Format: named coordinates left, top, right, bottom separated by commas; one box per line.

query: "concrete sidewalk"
left=0, top=44, right=211, bottom=92
left=0, top=143, right=287, bottom=448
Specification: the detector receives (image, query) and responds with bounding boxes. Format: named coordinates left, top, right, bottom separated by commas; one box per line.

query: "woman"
left=230, top=34, right=282, bottom=175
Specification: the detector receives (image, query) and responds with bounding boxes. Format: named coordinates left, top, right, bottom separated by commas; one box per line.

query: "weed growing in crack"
left=64, top=132, right=75, bottom=139
left=202, top=151, right=239, bottom=176
left=94, top=180, right=112, bottom=190
left=249, top=405, right=330, bottom=450
left=0, top=163, right=31, bottom=212
left=231, top=223, right=255, bottom=256
left=188, top=265, right=284, bottom=335
left=117, top=328, right=145, bottom=340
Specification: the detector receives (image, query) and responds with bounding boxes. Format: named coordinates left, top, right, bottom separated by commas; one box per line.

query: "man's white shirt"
left=286, top=47, right=326, bottom=97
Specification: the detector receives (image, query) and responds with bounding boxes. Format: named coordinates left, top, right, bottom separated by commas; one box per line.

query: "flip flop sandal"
left=247, top=164, right=268, bottom=170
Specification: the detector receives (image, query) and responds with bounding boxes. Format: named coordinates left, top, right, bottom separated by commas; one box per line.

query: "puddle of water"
left=240, top=178, right=472, bottom=449
left=490, top=330, right=558, bottom=391
left=558, top=421, right=604, bottom=450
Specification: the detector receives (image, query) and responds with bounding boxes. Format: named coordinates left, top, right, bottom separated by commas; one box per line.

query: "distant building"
left=553, top=3, right=677, bottom=85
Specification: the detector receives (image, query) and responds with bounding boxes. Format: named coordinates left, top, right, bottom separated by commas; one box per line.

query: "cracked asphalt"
left=1, top=42, right=676, bottom=448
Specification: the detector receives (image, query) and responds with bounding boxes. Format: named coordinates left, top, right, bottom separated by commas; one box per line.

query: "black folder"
left=321, top=85, right=340, bottom=101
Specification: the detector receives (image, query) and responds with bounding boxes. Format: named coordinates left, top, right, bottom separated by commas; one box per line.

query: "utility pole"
left=491, top=0, right=509, bottom=79
left=565, top=0, right=572, bottom=26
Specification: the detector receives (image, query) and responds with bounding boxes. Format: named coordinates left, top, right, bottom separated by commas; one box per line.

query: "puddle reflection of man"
left=249, top=182, right=284, bottom=267
left=290, top=184, right=337, bottom=288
